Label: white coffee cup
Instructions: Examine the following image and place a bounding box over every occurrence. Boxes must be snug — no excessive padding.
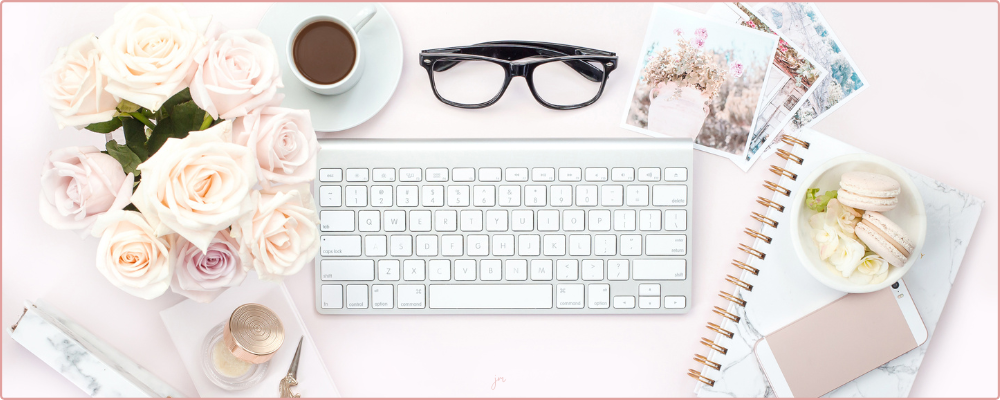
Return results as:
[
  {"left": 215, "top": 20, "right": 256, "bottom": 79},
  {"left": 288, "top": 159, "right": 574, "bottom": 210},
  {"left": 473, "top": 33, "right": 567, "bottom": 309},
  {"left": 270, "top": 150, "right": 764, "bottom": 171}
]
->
[{"left": 287, "top": 5, "right": 377, "bottom": 95}]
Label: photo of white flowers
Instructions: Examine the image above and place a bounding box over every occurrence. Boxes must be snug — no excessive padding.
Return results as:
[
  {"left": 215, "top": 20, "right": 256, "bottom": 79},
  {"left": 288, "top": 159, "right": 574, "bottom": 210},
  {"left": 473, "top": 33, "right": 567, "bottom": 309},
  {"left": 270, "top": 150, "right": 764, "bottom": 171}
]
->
[
  {"left": 622, "top": 4, "right": 778, "bottom": 158},
  {"left": 754, "top": 2, "right": 869, "bottom": 130}
]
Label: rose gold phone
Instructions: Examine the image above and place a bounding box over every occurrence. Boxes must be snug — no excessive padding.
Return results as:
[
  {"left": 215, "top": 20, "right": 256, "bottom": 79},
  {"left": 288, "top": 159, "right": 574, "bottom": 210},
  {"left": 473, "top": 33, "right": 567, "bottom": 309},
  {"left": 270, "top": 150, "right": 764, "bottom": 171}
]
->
[{"left": 754, "top": 280, "right": 927, "bottom": 398}]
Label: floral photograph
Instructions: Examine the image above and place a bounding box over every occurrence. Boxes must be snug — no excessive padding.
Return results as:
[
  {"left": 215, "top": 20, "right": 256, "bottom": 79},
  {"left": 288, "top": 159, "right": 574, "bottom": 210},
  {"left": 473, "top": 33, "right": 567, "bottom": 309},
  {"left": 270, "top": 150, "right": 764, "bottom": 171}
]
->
[{"left": 622, "top": 4, "right": 777, "bottom": 157}]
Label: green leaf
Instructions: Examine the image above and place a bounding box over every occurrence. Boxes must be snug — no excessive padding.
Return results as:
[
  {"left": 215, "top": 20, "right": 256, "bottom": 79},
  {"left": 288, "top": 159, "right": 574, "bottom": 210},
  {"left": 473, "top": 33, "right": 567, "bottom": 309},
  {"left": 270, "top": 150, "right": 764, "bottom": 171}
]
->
[
  {"left": 805, "top": 188, "right": 839, "bottom": 212},
  {"left": 116, "top": 99, "right": 142, "bottom": 114},
  {"left": 105, "top": 140, "right": 143, "bottom": 176},
  {"left": 121, "top": 117, "right": 149, "bottom": 160},
  {"left": 152, "top": 88, "right": 193, "bottom": 121},
  {"left": 146, "top": 100, "right": 207, "bottom": 154},
  {"left": 84, "top": 117, "right": 123, "bottom": 134}
]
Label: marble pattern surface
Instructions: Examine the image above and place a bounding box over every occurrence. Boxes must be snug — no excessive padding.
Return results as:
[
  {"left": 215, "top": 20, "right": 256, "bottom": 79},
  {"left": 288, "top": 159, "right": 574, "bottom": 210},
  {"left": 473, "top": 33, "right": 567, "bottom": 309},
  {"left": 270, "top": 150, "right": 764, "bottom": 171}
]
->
[{"left": 694, "top": 129, "right": 985, "bottom": 398}]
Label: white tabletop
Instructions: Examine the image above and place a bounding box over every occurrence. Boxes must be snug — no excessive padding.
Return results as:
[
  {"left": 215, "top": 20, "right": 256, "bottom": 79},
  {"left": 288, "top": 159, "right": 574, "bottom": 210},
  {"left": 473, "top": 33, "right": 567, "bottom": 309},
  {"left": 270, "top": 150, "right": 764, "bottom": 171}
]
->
[{"left": 2, "top": 2, "right": 997, "bottom": 397}]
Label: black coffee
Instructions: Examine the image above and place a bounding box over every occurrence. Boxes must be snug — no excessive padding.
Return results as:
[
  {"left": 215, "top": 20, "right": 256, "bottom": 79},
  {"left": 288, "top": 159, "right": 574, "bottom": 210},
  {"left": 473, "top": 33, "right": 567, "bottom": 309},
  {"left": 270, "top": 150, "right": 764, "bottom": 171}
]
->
[{"left": 292, "top": 20, "right": 356, "bottom": 85}]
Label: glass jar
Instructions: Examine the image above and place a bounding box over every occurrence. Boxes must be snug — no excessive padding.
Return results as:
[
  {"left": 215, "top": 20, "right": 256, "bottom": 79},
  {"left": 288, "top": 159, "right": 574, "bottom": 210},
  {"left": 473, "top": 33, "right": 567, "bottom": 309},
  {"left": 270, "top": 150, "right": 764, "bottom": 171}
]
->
[{"left": 201, "top": 303, "right": 284, "bottom": 391}]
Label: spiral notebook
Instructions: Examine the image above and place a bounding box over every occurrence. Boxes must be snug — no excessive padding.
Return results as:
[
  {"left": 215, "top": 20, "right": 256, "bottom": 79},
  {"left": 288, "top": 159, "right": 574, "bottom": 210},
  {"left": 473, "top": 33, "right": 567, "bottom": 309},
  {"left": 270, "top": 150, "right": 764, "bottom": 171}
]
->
[{"left": 688, "top": 129, "right": 984, "bottom": 397}]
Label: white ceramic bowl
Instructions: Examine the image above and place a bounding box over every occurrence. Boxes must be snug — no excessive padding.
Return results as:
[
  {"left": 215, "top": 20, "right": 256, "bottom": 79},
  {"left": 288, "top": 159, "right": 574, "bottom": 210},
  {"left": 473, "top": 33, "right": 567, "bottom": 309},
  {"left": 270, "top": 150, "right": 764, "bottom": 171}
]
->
[{"left": 789, "top": 153, "right": 927, "bottom": 293}]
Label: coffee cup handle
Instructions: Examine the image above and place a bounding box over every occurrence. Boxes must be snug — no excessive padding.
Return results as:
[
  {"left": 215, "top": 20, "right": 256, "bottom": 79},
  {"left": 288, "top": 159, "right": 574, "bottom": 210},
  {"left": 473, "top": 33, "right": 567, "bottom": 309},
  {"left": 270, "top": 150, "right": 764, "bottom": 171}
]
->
[{"left": 350, "top": 5, "right": 377, "bottom": 32}]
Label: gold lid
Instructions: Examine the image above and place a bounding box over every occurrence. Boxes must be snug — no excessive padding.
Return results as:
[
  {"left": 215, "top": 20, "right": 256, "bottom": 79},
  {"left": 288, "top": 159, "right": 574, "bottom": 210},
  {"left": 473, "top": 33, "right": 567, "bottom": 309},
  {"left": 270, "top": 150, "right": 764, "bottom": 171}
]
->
[{"left": 223, "top": 303, "right": 284, "bottom": 364}]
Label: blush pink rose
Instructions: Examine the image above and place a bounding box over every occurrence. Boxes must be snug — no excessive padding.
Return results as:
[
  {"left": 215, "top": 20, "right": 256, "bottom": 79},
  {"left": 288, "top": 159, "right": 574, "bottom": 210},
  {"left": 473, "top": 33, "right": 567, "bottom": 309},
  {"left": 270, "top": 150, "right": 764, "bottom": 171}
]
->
[
  {"left": 92, "top": 210, "right": 173, "bottom": 299},
  {"left": 40, "top": 34, "right": 119, "bottom": 129},
  {"left": 169, "top": 230, "right": 246, "bottom": 303},
  {"left": 232, "top": 107, "right": 318, "bottom": 190},
  {"left": 189, "top": 28, "right": 283, "bottom": 120},
  {"left": 39, "top": 146, "right": 134, "bottom": 236},
  {"left": 231, "top": 184, "right": 320, "bottom": 281}
]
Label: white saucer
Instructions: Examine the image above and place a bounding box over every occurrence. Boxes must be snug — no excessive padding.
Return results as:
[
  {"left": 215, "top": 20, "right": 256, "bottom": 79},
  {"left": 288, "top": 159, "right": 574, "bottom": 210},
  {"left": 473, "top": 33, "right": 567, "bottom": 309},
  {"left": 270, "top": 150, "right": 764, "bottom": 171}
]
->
[{"left": 257, "top": 3, "right": 403, "bottom": 132}]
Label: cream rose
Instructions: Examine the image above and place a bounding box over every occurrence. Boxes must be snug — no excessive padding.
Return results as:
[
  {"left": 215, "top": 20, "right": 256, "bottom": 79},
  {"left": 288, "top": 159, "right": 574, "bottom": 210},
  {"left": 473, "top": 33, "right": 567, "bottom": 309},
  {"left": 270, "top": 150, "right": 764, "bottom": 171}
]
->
[
  {"left": 826, "top": 199, "right": 860, "bottom": 237},
  {"left": 828, "top": 232, "right": 866, "bottom": 277},
  {"left": 41, "top": 34, "right": 119, "bottom": 129},
  {"left": 97, "top": 4, "right": 208, "bottom": 110},
  {"left": 233, "top": 107, "right": 318, "bottom": 189},
  {"left": 849, "top": 253, "right": 890, "bottom": 285},
  {"left": 231, "top": 184, "right": 320, "bottom": 281},
  {"left": 131, "top": 120, "right": 257, "bottom": 252},
  {"left": 190, "top": 29, "right": 283, "bottom": 119},
  {"left": 39, "top": 146, "right": 134, "bottom": 236},
  {"left": 92, "top": 210, "right": 172, "bottom": 299},
  {"left": 170, "top": 230, "right": 246, "bottom": 303}
]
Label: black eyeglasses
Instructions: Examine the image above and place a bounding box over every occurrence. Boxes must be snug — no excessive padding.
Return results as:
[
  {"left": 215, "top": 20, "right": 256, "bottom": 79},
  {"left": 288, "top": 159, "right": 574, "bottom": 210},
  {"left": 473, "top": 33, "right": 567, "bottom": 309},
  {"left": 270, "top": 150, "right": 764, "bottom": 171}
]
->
[{"left": 419, "top": 41, "right": 618, "bottom": 110}]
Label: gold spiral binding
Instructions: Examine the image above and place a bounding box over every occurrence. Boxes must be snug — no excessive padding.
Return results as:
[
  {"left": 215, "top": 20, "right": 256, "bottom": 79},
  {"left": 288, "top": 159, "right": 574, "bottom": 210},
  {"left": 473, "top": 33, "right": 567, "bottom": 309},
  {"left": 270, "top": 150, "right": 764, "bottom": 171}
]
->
[
  {"left": 781, "top": 135, "right": 811, "bottom": 149},
  {"left": 769, "top": 165, "right": 798, "bottom": 180},
  {"left": 713, "top": 306, "right": 740, "bottom": 323},
  {"left": 688, "top": 369, "right": 715, "bottom": 386},
  {"left": 732, "top": 259, "right": 759, "bottom": 275},
  {"left": 757, "top": 196, "right": 785, "bottom": 212},
  {"left": 751, "top": 212, "right": 778, "bottom": 228},
  {"left": 708, "top": 322, "right": 734, "bottom": 339},
  {"left": 776, "top": 148, "right": 803, "bottom": 165},
  {"left": 701, "top": 337, "right": 729, "bottom": 355},
  {"left": 764, "top": 180, "right": 791, "bottom": 196},
  {"left": 738, "top": 243, "right": 765, "bottom": 260},
  {"left": 744, "top": 228, "right": 772, "bottom": 244},
  {"left": 726, "top": 275, "right": 753, "bottom": 291},
  {"left": 695, "top": 354, "right": 722, "bottom": 370},
  {"left": 718, "top": 291, "right": 747, "bottom": 307}
]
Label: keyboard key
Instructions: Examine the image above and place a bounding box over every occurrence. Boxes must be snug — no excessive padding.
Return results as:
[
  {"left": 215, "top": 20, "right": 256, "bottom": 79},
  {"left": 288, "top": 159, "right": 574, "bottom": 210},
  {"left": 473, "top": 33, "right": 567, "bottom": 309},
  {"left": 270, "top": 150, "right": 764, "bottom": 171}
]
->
[
  {"left": 664, "top": 167, "right": 688, "bottom": 182},
  {"left": 607, "top": 260, "right": 628, "bottom": 280},
  {"left": 372, "top": 285, "right": 393, "bottom": 308},
  {"left": 448, "top": 185, "right": 470, "bottom": 206},
  {"left": 452, "top": 168, "right": 475, "bottom": 182},
  {"left": 426, "top": 168, "right": 448, "bottom": 181},
  {"left": 601, "top": 185, "right": 623, "bottom": 206},
  {"left": 563, "top": 210, "right": 584, "bottom": 231},
  {"left": 372, "top": 168, "right": 395, "bottom": 182},
  {"left": 416, "top": 235, "right": 438, "bottom": 256},
  {"left": 531, "top": 260, "right": 553, "bottom": 280},
  {"left": 467, "top": 235, "right": 489, "bottom": 256},
  {"left": 524, "top": 186, "right": 546, "bottom": 206},
  {"left": 639, "top": 283, "right": 660, "bottom": 296},
  {"left": 321, "top": 259, "right": 374, "bottom": 280},
  {"left": 492, "top": 235, "right": 514, "bottom": 256},
  {"left": 518, "top": 235, "right": 540, "bottom": 256},
  {"left": 403, "top": 260, "right": 425, "bottom": 281},
  {"left": 556, "top": 284, "right": 584, "bottom": 308},
  {"left": 550, "top": 185, "right": 573, "bottom": 206},
  {"left": 632, "top": 260, "right": 686, "bottom": 280},
  {"left": 480, "top": 259, "right": 502, "bottom": 281},
  {"left": 345, "top": 186, "right": 367, "bottom": 206},
  {"left": 390, "top": 235, "right": 412, "bottom": 256},
  {"left": 532, "top": 167, "right": 555, "bottom": 181},
  {"left": 370, "top": 186, "right": 392, "bottom": 207},
  {"left": 319, "top": 186, "right": 342, "bottom": 207},
  {"left": 473, "top": 186, "right": 496, "bottom": 206},
  {"left": 511, "top": 210, "right": 533, "bottom": 231},
  {"left": 397, "top": 285, "right": 425, "bottom": 308},
  {"left": 498, "top": 185, "right": 521, "bottom": 206},
  {"left": 428, "top": 260, "right": 450, "bottom": 281},
  {"left": 638, "top": 167, "right": 660, "bottom": 182},
  {"left": 346, "top": 168, "right": 368, "bottom": 182},
  {"left": 626, "top": 185, "right": 649, "bottom": 206},
  {"left": 378, "top": 260, "right": 399, "bottom": 281},
  {"left": 358, "top": 210, "right": 380, "bottom": 232},
  {"left": 620, "top": 235, "right": 641, "bottom": 256},
  {"left": 396, "top": 186, "right": 418, "bottom": 207},
  {"left": 652, "top": 184, "right": 687, "bottom": 206},
  {"left": 454, "top": 260, "right": 476, "bottom": 280},
  {"left": 569, "top": 235, "right": 591, "bottom": 256},
  {"left": 399, "top": 168, "right": 421, "bottom": 182},
  {"left": 384, "top": 210, "right": 405, "bottom": 231},
  {"left": 429, "top": 284, "right": 552, "bottom": 309},
  {"left": 585, "top": 167, "right": 608, "bottom": 181},
  {"left": 613, "top": 296, "right": 635, "bottom": 309},
  {"left": 614, "top": 209, "right": 636, "bottom": 231},
  {"left": 506, "top": 168, "right": 529, "bottom": 182},
  {"left": 664, "top": 296, "right": 686, "bottom": 309},
  {"left": 611, "top": 168, "right": 634, "bottom": 181},
  {"left": 556, "top": 259, "right": 578, "bottom": 280},
  {"left": 321, "top": 285, "right": 343, "bottom": 309},
  {"left": 479, "top": 168, "right": 502, "bottom": 182},
  {"left": 537, "top": 210, "right": 559, "bottom": 231},
  {"left": 639, "top": 297, "right": 660, "bottom": 309},
  {"left": 543, "top": 235, "right": 566, "bottom": 256},
  {"left": 594, "top": 234, "right": 616, "bottom": 256},
  {"left": 588, "top": 210, "right": 611, "bottom": 231},
  {"left": 347, "top": 285, "right": 368, "bottom": 308},
  {"left": 460, "top": 210, "right": 483, "bottom": 231},
  {"left": 582, "top": 260, "right": 603, "bottom": 280},
  {"left": 410, "top": 210, "right": 431, "bottom": 232},
  {"left": 321, "top": 236, "right": 361, "bottom": 257},
  {"left": 366, "top": 235, "right": 387, "bottom": 256},
  {"left": 559, "top": 167, "right": 582, "bottom": 181},
  {"left": 576, "top": 185, "right": 598, "bottom": 206},
  {"left": 664, "top": 210, "right": 687, "bottom": 231},
  {"left": 589, "top": 284, "right": 610, "bottom": 308},
  {"left": 435, "top": 210, "right": 457, "bottom": 232},
  {"left": 422, "top": 185, "right": 444, "bottom": 206},
  {"left": 441, "top": 235, "right": 463, "bottom": 256},
  {"left": 321, "top": 210, "right": 353, "bottom": 232},
  {"left": 646, "top": 234, "right": 687, "bottom": 256},
  {"left": 506, "top": 260, "right": 527, "bottom": 281},
  {"left": 639, "top": 209, "right": 662, "bottom": 231},
  {"left": 319, "top": 168, "right": 342, "bottom": 182}
]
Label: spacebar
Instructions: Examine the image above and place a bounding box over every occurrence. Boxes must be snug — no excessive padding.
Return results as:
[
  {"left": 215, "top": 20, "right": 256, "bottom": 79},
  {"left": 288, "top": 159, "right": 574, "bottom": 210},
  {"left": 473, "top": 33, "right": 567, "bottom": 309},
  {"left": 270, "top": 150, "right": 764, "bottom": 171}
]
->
[{"left": 429, "top": 285, "right": 553, "bottom": 309}]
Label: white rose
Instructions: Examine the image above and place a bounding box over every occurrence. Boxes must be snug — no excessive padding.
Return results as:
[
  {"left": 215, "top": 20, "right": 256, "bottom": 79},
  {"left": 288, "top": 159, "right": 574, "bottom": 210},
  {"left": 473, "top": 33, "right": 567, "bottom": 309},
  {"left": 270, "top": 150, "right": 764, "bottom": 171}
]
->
[
  {"left": 848, "top": 253, "right": 891, "bottom": 285},
  {"left": 131, "top": 120, "right": 257, "bottom": 252},
  {"left": 92, "top": 210, "right": 172, "bottom": 299},
  {"left": 39, "top": 146, "right": 134, "bottom": 236},
  {"left": 828, "top": 231, "right": 866, "bottom": 277},
  {"left": 826, "top": 199, "right": 860, "bottom": 237},
  {"left": 97, "top": 4, "right": 208, "bottom": 110},
  {"left": 41, "top": 34, "right": 119, "bottom": 129},
  {"left": 812, "top": 223, "right": 840, "bottom": 260},
  {"left": 233, "top": 107, "right": 318, "bottom": 189},
  {"left": 190, "top": 29, "right": 283, "bottom": 119},
  {"left": 231, "top": 184, "right": 320, "bottom": 281}
]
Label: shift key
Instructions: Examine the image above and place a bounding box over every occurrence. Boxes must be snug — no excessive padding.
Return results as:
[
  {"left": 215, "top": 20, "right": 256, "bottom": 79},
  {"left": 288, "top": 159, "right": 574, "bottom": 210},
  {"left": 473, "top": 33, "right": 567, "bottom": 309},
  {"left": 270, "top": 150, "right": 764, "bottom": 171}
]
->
[{"left": 321, "top": 235, "right": 362, "bottom": 256}]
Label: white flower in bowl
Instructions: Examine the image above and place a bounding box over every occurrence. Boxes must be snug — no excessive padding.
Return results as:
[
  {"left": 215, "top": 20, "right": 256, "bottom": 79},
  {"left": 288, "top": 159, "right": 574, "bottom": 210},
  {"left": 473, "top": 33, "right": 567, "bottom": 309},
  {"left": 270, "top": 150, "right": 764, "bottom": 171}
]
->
[
  {"left": 848, "top": 253, "right": 890, "bottom": 285},
  {"left": 828, "top": 232, "right": 866, "bottom": 278}
]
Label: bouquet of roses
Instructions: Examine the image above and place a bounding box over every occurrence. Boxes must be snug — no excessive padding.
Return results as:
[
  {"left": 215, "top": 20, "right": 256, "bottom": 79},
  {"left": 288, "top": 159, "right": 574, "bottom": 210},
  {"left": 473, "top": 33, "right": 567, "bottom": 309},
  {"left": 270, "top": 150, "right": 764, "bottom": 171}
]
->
[{"left": 38, "top": 4, "right": 320, "bottom": 302}]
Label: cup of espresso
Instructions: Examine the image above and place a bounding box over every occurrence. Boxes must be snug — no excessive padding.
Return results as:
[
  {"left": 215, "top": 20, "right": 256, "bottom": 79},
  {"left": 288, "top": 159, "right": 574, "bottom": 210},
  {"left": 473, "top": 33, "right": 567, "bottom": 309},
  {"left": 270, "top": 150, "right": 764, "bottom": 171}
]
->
[{"left": 287, "top": 5, "right": 377, "bottom": 95}]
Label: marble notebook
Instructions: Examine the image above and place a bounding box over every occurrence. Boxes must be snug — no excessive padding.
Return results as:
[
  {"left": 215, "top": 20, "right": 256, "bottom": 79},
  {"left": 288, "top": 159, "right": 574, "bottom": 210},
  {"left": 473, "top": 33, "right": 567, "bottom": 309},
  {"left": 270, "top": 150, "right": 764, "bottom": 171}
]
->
[{"left": 690, "top": 129, "right": 984, "bottom": 397}]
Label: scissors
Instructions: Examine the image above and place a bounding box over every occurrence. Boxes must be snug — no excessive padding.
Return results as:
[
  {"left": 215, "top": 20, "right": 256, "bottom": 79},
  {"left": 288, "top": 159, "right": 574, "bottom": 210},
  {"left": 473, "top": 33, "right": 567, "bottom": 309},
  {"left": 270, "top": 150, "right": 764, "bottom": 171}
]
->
[{"left": 279, "top": 336, "right": 304, "bottom": 398}]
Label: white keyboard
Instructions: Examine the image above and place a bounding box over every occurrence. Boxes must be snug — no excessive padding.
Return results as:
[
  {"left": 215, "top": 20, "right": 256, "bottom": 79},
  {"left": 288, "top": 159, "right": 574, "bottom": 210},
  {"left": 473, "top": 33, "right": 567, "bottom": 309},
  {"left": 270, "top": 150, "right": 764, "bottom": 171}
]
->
[{"left": 313, "top": 139, "right": 693, "bottom": 314}]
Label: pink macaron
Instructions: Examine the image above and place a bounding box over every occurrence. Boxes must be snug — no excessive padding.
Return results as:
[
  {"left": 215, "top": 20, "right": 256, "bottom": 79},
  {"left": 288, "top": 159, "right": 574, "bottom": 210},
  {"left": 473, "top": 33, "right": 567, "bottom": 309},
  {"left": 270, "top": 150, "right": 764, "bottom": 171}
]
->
[
  {"left": 837, "top": 171, "right": 900, "bottom": 211},
  {"left": 856, "top": 211, "right": 915, "bottom": 267}
]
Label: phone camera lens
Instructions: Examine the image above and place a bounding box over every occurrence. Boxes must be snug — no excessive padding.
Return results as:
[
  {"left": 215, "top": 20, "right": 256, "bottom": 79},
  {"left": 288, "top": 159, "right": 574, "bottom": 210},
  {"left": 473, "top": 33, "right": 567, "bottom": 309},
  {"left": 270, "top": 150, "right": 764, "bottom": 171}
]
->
[{"left": 891, "top": 282, "right": 900, "bottom": 289}]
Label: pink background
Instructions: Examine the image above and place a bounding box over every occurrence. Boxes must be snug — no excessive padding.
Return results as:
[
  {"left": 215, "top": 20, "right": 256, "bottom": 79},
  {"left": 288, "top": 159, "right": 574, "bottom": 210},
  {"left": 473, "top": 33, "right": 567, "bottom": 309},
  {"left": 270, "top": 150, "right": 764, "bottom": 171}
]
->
[{"left": 2, "top": 2, "right": 997, "bottom": 397}]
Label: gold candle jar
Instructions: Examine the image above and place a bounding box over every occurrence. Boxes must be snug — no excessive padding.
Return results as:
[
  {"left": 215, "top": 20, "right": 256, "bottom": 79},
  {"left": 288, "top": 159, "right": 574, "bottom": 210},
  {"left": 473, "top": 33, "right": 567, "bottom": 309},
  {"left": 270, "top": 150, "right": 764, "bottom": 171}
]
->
[{"left": 202, "top": 304, "right": 285, "bottom": 390}]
